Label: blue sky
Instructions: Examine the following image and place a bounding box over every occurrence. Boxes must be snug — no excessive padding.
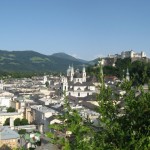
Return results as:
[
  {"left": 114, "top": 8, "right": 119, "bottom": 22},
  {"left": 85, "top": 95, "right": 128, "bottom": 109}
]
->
[{"left": 0, "top": 0, "right": 150, "bottom": 60}]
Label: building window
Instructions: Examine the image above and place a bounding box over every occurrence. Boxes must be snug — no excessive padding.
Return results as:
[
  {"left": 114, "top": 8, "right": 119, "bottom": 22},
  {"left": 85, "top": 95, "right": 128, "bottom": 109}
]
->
[
  {"left": 87, "top": 93, "right": 89, "bottom": 96},
  {"left": 78, "top": 93, "right": 80, "bottom": 97}
]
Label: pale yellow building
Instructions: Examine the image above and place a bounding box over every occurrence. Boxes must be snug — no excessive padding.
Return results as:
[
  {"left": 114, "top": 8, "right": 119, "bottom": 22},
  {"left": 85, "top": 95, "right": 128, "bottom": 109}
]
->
[
  {"left": 0, "top": 112, "right": 23, "bottom": 125},
  {"left": 0, "top": 126, "right": 20, "bottom": 149},
  {"left": 25, "top": 107, "right": 33, "bottom": 124},
  {"left": 11, "top": 100, "right": 20, "bottom": 110}
]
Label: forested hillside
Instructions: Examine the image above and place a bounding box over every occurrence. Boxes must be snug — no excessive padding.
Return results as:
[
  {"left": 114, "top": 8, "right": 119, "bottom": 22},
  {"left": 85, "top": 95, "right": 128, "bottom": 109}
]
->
[
  {"left": 87, "top": 58, "right": 150, "bottom": 85},
  {"left": 0, "top": 50, "right": 87, "bottom": 73}
]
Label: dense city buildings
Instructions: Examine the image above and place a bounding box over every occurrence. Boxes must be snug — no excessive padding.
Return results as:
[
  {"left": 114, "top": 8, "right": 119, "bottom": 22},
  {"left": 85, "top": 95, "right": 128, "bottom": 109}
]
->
[{"left": 0, "top": 50, "right": 149, "bottom": 149}]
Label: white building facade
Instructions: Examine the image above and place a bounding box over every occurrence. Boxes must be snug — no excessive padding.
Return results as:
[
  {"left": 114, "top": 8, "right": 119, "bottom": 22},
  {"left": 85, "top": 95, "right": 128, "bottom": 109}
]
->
[
  {"left": 59, "top": 66, "right": 96, "bottom": 97},
  {"left": 108, "top": 50, "right": 146, "bottom": 59}
]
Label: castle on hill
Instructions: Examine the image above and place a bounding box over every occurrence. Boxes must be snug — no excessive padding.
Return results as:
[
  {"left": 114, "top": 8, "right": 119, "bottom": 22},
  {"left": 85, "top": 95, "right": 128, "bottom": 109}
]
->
[
  {"left": 100, "top": 50, "right": 148, "bottom": 67},
  {"left": 108, "top": 50, "right": 146, "bottom": 59}
]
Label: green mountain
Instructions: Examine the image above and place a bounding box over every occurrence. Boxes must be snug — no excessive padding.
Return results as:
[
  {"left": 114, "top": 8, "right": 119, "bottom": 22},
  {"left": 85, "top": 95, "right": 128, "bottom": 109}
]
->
[
  {"left": 0, "top": 50, "right": 88, "bottom": 73},
  {"left": 51, "top": 52, "right": 78, "bottom": 61},
  {"left": 51, "top": 52, "right": 88, "bottom": 63},
  {"left": 88, "top": 58, "right": 101, "bottom": 66}
]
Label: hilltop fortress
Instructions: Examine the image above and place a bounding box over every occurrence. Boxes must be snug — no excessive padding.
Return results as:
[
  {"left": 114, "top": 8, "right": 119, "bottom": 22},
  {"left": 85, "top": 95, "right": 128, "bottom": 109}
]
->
[
  {"left": 101, "top": 50, "right": 148, "bottom": 66},
  {"left": 108, "top": 50, "right": 146, "bottom": 59}
]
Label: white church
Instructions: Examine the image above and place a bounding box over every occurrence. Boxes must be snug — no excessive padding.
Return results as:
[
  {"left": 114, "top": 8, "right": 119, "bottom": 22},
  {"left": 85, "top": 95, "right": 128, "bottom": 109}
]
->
[{"left": 59, "top": 65, "right": 96, "bottom": 98}]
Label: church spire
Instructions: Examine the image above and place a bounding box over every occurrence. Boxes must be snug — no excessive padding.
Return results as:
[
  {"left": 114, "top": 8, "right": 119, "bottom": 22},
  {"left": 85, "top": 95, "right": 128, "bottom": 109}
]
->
[
  {"left": 82, "top": 64, "right": 85, "bottom": 72},
  {"left": 82, "top": 64, "right": 86, "bottom": 82}
]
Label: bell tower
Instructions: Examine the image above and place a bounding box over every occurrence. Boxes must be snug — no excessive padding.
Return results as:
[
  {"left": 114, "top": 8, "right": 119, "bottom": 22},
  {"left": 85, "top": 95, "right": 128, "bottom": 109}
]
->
[{"left": 70, "top": 65, "right": 74, "bottom": 81}]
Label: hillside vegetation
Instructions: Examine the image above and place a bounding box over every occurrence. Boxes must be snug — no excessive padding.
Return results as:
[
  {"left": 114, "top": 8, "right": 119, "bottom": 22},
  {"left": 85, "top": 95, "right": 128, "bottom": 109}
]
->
[
  {"left": 87, "top": 58, "right": 150, "bottom": 85},
  {"left": 0, "top": 50, "right": 87, "bottom": 73}
]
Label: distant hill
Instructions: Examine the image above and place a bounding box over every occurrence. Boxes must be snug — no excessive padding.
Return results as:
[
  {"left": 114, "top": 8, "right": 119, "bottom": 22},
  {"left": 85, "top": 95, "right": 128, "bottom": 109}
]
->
[
  {"left": 51, "top": 52, "right": 77, "bottom": 61},
  {"left": 51, "top": 52, "right": 88, "bottom": 63},
  {"left": 88, "top": 58, "right": 100, "bottom": 65},
  {"left": 0, "top": 50, "right": 88, "bottom": 73}
]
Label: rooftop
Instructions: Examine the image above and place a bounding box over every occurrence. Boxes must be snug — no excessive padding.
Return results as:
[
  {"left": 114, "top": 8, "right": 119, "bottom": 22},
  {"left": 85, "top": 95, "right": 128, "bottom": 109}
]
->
[
  {"left": 31, "top": 105, "right": 58, "bottom": 114},
  {"left": 0, "top": 112, "right": 22, "bottom": 116},
  {"left": 0, "top": 126, "right": 20, "bottom": 140}
]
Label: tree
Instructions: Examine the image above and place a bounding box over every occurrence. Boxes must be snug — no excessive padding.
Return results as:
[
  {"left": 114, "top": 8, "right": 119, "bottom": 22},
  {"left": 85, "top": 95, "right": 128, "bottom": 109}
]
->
[
  {"left": 45, "top": 81, "right": 49, "bottom": 88},
  {"left": 14, "top": 118, "right": 29, "bottom": 126},
  {"left": 18, "top": 129, "right": 26, "bottom": 135},
  {"left": 20, "top": 118, "right": 28, "bottom": 125},
  {"left": 14, "top": 118, "right": 21, "bottom": 126},
  {"left": 47, "top": 95, "right": 94, "bottom": 150},
  {"left": 127, "top": 60, "right": 150, "bottom": 85},
  {"left": 93, "top": 73, "right": 150, "bottom": 149},
  {"left": 115, "top": 58, "right": 131, "bottom": 79},
  {"left": 7, "top": 107, "right": 15, "bottom": 112},
  {"left": 47, "top": 62, "right": 150, "bottom": 149},
  {"left": 3, "top": 118, "right": 10, "bottom": 126}
]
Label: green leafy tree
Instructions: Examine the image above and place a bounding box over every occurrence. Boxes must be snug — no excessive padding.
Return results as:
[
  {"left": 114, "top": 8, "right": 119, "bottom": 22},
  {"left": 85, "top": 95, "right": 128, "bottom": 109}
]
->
[
  {"left": 45, "top": 81, "right": 49, "bottom": 88},
  {"left": 47, "top": 61, "right": 150, "bottom": 150},
  {"left": 14, "top": 118, "right": 21, "bottom": 126},
  {"left": 130, "top": 60, "right": 150, "bottom": 85},
  {"left": 20, "top": 118, "right": 29, "bottom": 125},
  {"left": 3, "top": 118, "right": 10, "bottom": 126},
  {"left": 115, "top": 58, "right": 131, "bottom": 79},
  {"left": 18, "top": 129, "right": 26, "bottom": 135},
  {"left": 47, "top": 95, "right": 94, "bottom": 150},
  {"left": 14, "top": 118, "right": 29, "bottom": 126},
  {"left": 7, "top": 107, "right": 15, "bottom": 112},
  {"left": 93, "top": 65, "right": 150, "bottom": 150}
]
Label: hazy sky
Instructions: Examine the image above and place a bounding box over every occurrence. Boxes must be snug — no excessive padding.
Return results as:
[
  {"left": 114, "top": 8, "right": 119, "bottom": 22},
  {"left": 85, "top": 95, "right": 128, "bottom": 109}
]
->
[{"left": 0, "top": 0, "right": 150, "bottom": 60}]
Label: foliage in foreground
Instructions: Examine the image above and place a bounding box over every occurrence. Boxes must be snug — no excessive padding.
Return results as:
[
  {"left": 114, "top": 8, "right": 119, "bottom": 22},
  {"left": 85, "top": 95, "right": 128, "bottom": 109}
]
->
[
  {"left": 47, "top": 96, "right": 94, "bottom": 150},
  {"left": 47, "top": 66, "right": 150, "bottom": 149},
  {"left": 94, "top": 81, "right": 150, "bottom": 150},
  {"left": 2, "top": 60, "right": 150, "bottom": 150}
]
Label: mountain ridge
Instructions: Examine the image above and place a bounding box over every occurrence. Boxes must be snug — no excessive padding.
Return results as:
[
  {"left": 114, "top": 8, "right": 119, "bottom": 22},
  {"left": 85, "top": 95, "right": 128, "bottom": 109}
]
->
[{"left": 0, "top": 50, "right": 93, "bottom": 73}]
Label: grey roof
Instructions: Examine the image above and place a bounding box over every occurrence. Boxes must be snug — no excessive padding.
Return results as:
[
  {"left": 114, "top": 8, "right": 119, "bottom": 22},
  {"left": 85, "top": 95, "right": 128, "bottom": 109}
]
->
[
  {"left": 74, "top": 82, "right": 83, "bottom": 86},
  {"left": 73, "top": 82, "right": 95, "bottom": 86},
  {"left": 31, "top": 105, "right": 58, "bottom": 114},
  {"left": 87, "top": 75, "right": 98, "bottom": 82},
  {"left": 0, "top": 126, "right": 20, "bottom": 140},
  {"left": 67, "top": 94, "right": 97, "bottom": 101},
  {"left": 73, "top": 72, "right": 82, "bottom": 78}
]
